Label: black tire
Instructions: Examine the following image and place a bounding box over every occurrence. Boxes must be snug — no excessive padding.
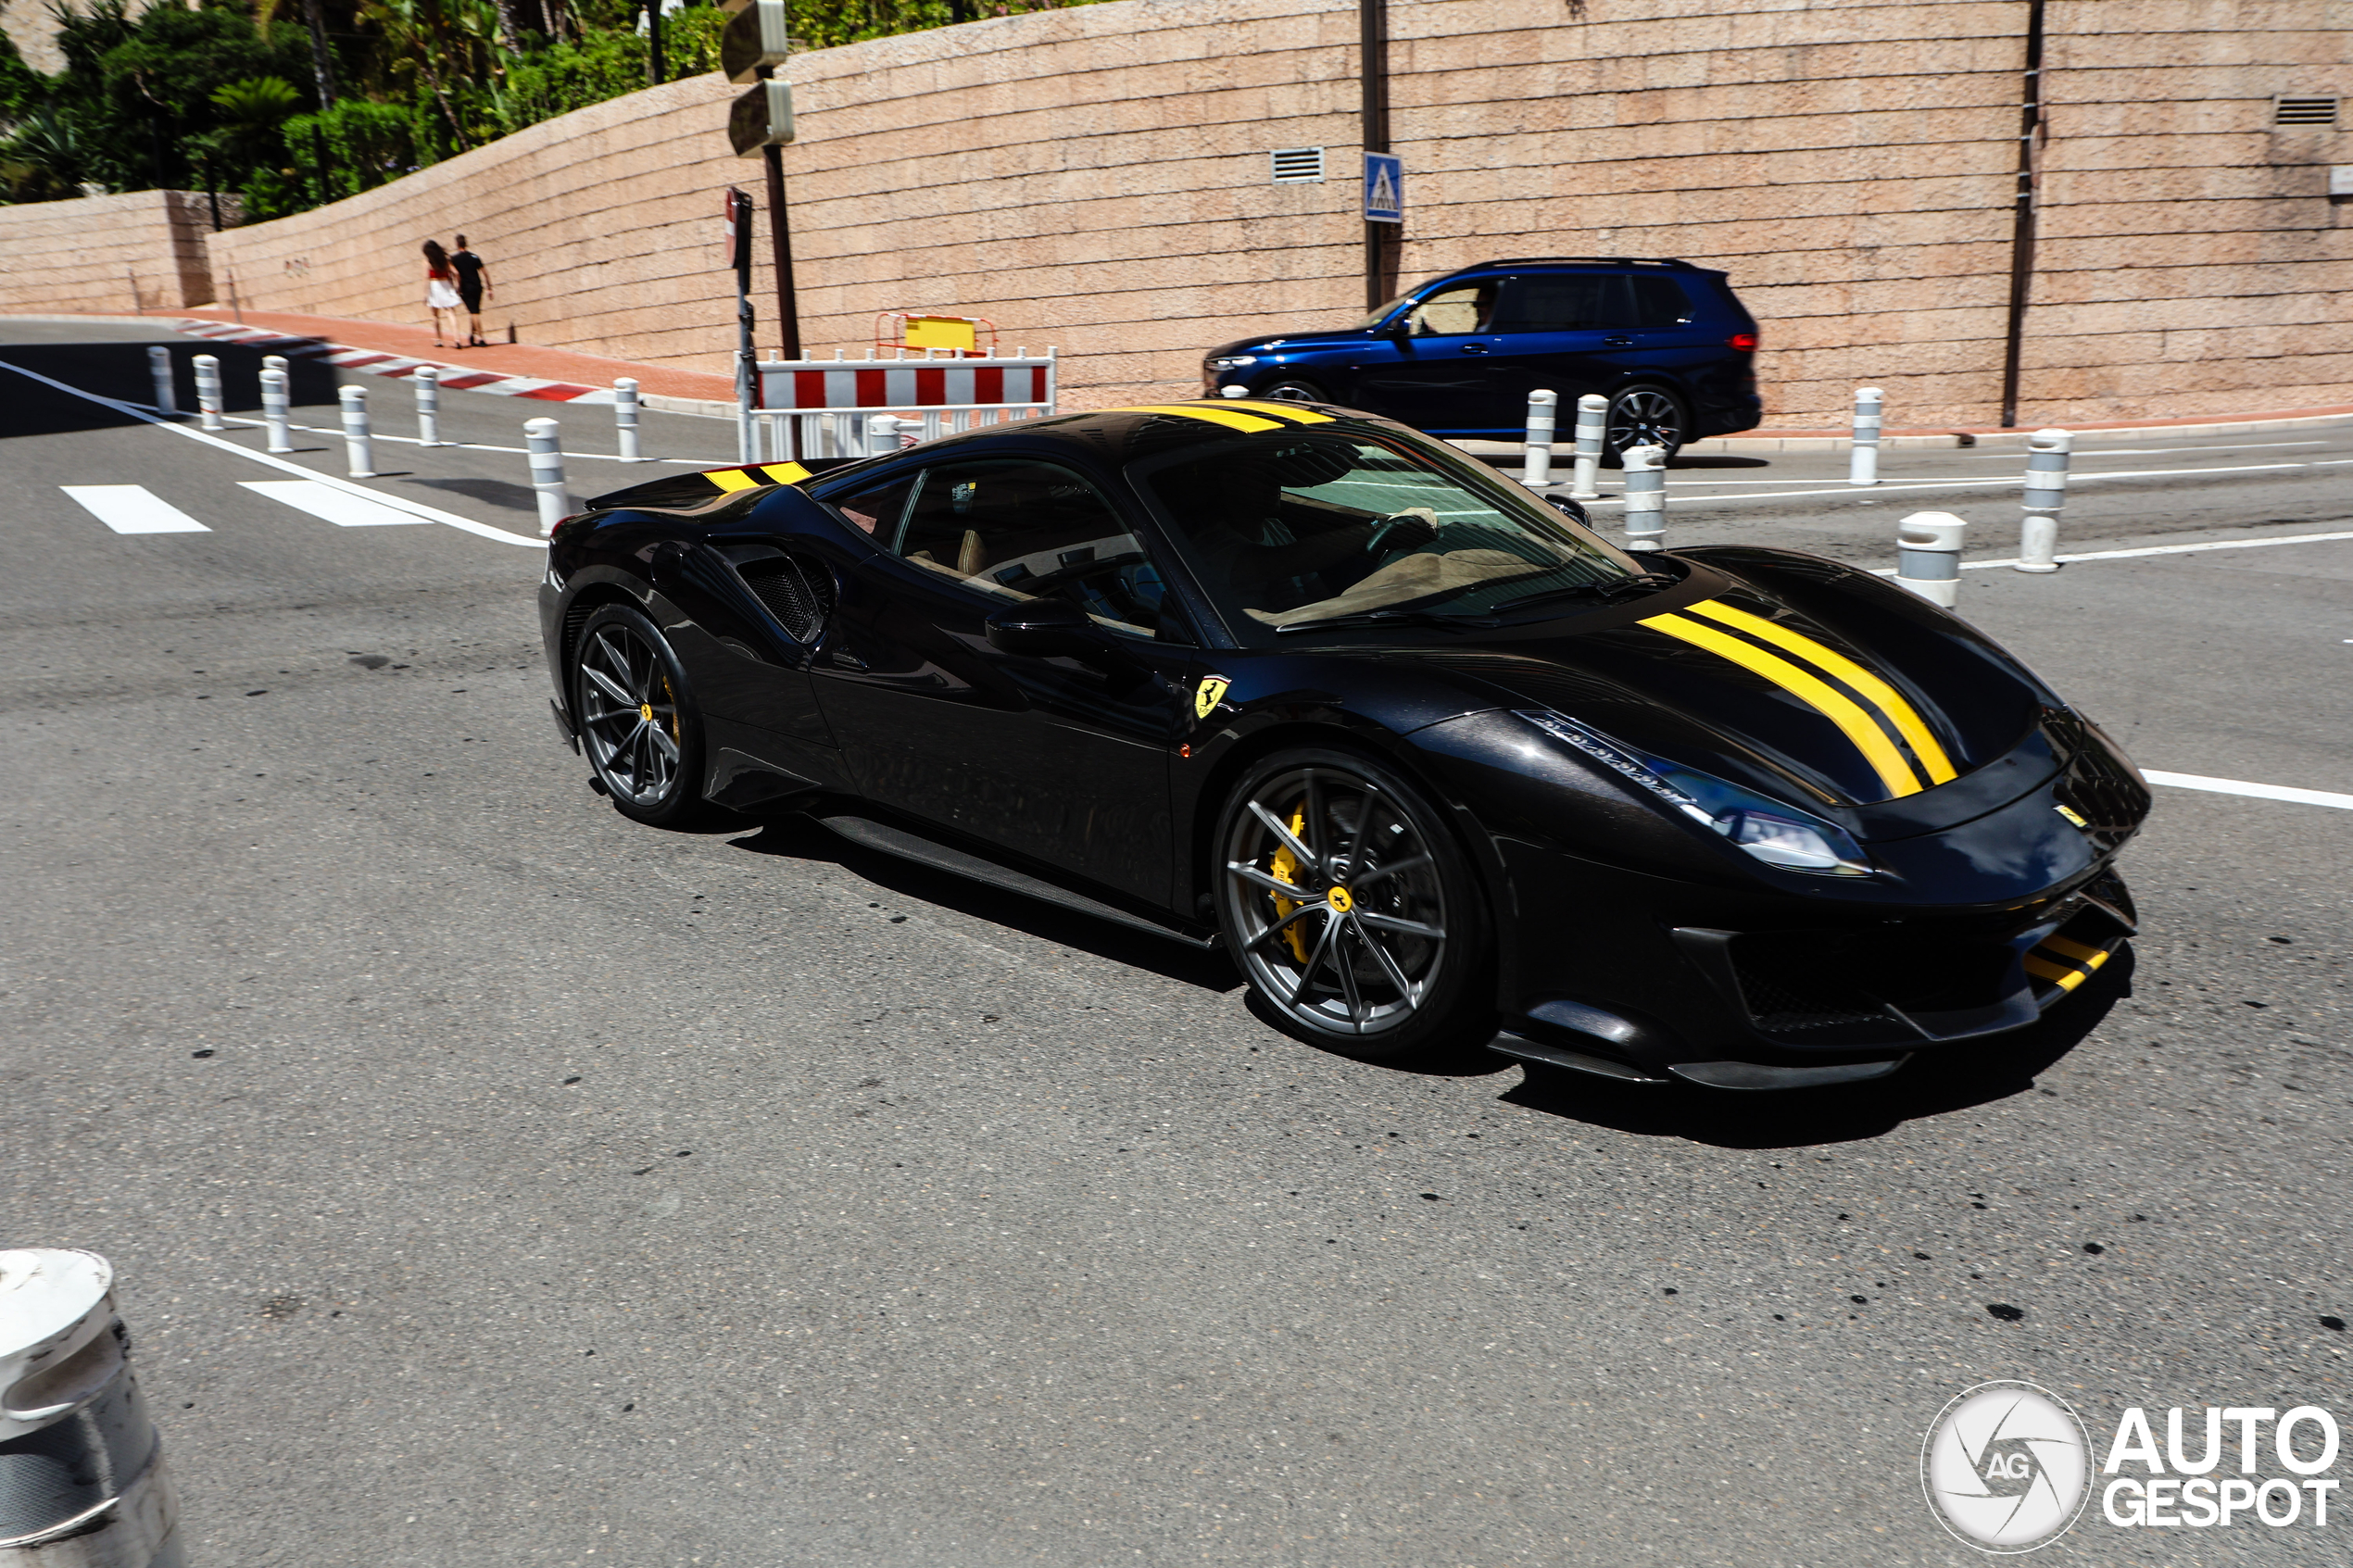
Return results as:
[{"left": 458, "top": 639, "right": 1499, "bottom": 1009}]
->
[
  {"left": 572, "top": 603, "right": 709, "bottom": 827},
  {"left": 1255, "top": 378, "right": 1328, "bottom": 405},
  {"left": 1603, "top": 383, "right": 1689, "bottom": 465},
  {"left": 1213, "top": 746, "right": 1491, "bottom": 1061}
]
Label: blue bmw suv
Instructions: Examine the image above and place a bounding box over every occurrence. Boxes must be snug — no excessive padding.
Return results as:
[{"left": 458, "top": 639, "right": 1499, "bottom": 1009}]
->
[{"left": 1200, "top": 257, "right": 1761, "bottom": 460}]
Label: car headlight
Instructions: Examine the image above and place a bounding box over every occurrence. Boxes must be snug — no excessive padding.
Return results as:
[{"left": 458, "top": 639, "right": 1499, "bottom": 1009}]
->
[
  {"left": 1517, "top": 710, "right": 1873, "bottom": 876},
  {"left": 1205, "top": 356, "right": 1259, "bottom": 370}
]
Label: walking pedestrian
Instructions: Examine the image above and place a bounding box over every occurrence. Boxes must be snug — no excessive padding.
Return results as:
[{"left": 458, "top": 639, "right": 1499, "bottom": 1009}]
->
[
  {"left": 450, "top": 234, "right": 493, "bottom": 349},
  {"left": 422, "top": 239, "right": 463, "bottom": 348}
]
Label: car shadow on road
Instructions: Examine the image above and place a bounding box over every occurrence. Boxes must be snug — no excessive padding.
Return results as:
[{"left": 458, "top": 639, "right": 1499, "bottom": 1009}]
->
[
  {"left": 726, "top": 814, "right": 1245, "bottom": 993},
  {"left": 1495, "top": 947, "right": 2133, "bottom": 1148}
]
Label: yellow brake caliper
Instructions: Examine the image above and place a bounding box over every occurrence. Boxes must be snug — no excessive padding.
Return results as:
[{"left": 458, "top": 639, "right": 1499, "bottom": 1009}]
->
[{"left": 1268, "top": 802, "right": 1312, "bottom": 961}]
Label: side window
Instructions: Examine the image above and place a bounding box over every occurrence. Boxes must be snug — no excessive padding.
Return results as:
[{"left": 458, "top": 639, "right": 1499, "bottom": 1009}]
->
[
  {"left": 1491, "top": 274, "right": 1632, "bottom": 333},
  {"left": 1404, "top": 281, "right": 1500, "bottom": 336},
  {"left": 1630, "top": 274, "right": 1697, "bottom": 327},
  {"left": 825, "top": 472, "right": 919, "bottom": 539},
  {"left": 891, "top": 458, "right": 1185, "bottom": 641}
]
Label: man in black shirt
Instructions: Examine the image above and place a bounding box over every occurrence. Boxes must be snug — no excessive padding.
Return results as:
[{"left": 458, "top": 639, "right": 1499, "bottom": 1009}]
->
[{"left": 449, "top": 234, "right": 491, "bottom": 348}]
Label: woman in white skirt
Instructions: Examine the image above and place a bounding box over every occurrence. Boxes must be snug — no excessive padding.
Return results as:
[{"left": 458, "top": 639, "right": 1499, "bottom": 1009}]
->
[{"left": 422, "top": 239, "right": 463, "bottom": 347}]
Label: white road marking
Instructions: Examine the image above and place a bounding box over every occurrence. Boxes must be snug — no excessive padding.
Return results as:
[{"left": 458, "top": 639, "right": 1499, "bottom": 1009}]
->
[
  {"left": 2145, "top": 771, "right": 2353, "bottom": 811},
  {"left": 241, "top": 479, "right": 430, "bottom": 527},
  {"left": 1957, "top": 440, "right": 2330, "bottom": 457},
  {"left": 60, "top": 484, "right": 210, "bottom": 534},
  {"left": 1585, "top": 459, "right": 2329, "bottom": 508},
  {"left": 1890, "top": 530, "right": 2353, "bottom": 573},
  {"left": 0, "top": 356, "right": 541, "bottom": 548}
]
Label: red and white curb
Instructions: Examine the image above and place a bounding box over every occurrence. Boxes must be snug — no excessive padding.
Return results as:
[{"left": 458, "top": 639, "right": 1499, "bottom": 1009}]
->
[{"left": 173, "top": 319, "right": 614, "bottom": 405}]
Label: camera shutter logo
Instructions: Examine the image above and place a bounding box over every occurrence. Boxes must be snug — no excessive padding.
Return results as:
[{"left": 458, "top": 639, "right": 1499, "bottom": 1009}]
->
[{"left": 1922, "top": 1381, "right": 2092, "bottom": 1551}]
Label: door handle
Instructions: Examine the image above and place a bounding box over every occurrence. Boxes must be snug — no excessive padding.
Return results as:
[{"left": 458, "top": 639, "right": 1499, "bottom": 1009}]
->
[
  {"left": 1459, "top": 343, "right": 1490, "bottom": 355},
  {"left": 1604, "top": 335, "right": 1634, "bottom": 347}
]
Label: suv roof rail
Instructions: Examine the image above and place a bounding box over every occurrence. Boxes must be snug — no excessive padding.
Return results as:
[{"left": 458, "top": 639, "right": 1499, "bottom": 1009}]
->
[{"left": 1464, "top": 257, "right": 1696, "bottom": 270}]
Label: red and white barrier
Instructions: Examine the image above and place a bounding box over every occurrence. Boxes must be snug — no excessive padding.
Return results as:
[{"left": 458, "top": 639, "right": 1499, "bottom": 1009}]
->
[{"left": 747, "top": 346, "right": 1057, "bottom": 460}]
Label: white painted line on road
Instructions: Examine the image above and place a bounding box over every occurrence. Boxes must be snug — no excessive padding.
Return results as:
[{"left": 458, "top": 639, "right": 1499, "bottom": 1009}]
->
[
  {"left": 60, "top": 484, "right": 210, "bottom": 534},
  {"left": 1865, "top": 530, "right": 2353, "bottom": 574},
  {"left": 2145, "top": 771, "right": 2353, "bottom": 810},
  {"left": 1588, "top": 460, "right": 2326, "bottom": 508},
  {"left": 1957, "top": 440, "right": 2329, "bottom": 457},
  {"left": 0, "top": 356, "right": 542, "bottom": 549},
  {"left": 241, "top": 479, "right": 430, "bottom": 527}
]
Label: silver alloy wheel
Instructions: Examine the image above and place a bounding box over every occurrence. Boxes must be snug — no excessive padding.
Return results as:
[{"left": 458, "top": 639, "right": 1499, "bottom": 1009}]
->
[
  {"left": 1605, "top": 385, "right": 1686, "bottom": 458},
  {"left": 577, "top": 623, "right": 684, "bottom": 807},
  {"left": 1222, "top": 765, "right": 1450, "bottom": 1038},
  {"left": 1257, "top": 380, "right": 1325, "bottom": 404}
]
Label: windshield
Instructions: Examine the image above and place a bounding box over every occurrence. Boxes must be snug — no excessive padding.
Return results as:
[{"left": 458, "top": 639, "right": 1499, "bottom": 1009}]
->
[
  {"left": 1131, "top": 426, "right": 1645, "bottom": 638},
  {"left": 1352, "top": 294, "right": 1414, "bottom": 330}
]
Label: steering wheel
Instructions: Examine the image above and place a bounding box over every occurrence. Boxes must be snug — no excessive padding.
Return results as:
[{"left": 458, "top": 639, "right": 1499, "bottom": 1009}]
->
[{"left": 1364, "top": 508, "right": 1439, "bottom": 558}]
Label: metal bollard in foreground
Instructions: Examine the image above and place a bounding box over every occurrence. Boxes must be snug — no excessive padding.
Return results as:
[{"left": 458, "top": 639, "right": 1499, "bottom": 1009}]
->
[
  {"left": 1849, "top": 385, "right": 1883, "bottom": 485},
  {"left": 2016, "top": 427, "right": 2071, "bottom": 573},
  {"left": 191, "top": 355, "right": 224, "bottom": 432},
  {"left": 258, "top": 368, "right": 293, "bottom": 453},
  {"left": 414, "top": 365, "right": 442, "bottom": 448},
  {"left": 614, "top": 379, "right": 643, "bottom": 462},
  {"left": 1894, "top": 511, "right": 1969, "bottom": 608},
  {"left": 525, "top": 418, "right": 571, "bottom": 537},
  {"left": 1567, "top": 393, "right": 1607, "bottom": 501},
  {"left": 1620, "top": 443, "right": 1667, "bottom": 552},
  {"left": 261, "top": 354, "right": 287, "bottom": 376},
  {"left": 1520, "top": 389, "right": 1557, "bottom": 488},
  {"left": 338, "top": 384, "right": 375, "bottom": 478},
  {"left": 145, "top": 346, "right": 176, "bottom": 418},
  {"left": 0, "top": 1248, "right": 184, "bottom": 1568}
]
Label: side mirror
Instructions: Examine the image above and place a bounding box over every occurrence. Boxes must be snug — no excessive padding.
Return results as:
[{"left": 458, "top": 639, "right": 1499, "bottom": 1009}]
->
[{"left": 985, "top": 597, "right": 1107, "bottom": 660}]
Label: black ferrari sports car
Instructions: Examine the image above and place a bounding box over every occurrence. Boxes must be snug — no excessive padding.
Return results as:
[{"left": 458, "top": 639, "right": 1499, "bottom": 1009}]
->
[{"left": 538, "top": 398, "right": 2148, "bottom": 1089}]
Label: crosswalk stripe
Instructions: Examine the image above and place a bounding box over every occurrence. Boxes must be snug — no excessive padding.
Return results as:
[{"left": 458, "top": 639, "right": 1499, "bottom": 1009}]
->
[
  {"left": 240, "top": 479, "right": 431, "bottom": 527},
  {"left": 61, "top": 484, "right": 210, "bottom": 534}
]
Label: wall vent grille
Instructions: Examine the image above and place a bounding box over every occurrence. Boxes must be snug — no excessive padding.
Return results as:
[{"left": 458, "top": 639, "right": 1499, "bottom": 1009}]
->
[
  {"left": 2275, "top": 94, "right": 2340, "bottom": 127},
  {"left": 1270, "top": 147, "right": 1325, "bottom": 183}
]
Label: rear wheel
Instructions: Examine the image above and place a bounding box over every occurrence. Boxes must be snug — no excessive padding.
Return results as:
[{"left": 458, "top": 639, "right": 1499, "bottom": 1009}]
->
[
  {"left": 1604, "top": 384, "right": 1689, "bottom": 464},
  {"left": 1214, "top": 747, "right": 1490, "bottom": 1061},
  {"left": 573, "top": 603, "right": 707, "bottom": 827}
]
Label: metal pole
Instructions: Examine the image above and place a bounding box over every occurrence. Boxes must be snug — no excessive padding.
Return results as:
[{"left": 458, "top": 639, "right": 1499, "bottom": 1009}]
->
[
  {"left": 756, "top": 68, "right": 800, "bottom": 362},
  {"left": 1521, "top": 389, "right": 1556, "bottom": 489},
  {"left": 191, "top": 354, "right": 224, "bottom": 430},
  {"left": 0, "top": 1248, "right": 184, "bottom": 1568},
  {"left": 1359, "top": 0, "right": 1392, "bottom": 312},
  {"left": 146, "top": 345, "right": 177, "bottom": 416},
  {"left": 1567, "top": 393, "right": 1607, "bottom": 501},
  {"left": 414, "top": 364, "right": 442, "bottom": 447},
  {"left": 526, "top": 417, "right": 572, "bottom": 537},
  {"left": 339, "top": 383, "right": 375, "bottom": 477},
  {"left": 729, "top": 186, "right": 758, "bottom": 464},
  {"left": 2016, "top": 426, "right": 2070, "bottom": 572},
  {"left": 1998, "top": 0, "right": 2047, "bottom": 428},
  {"left": 1620, "top": 443, "right": 1667, "bottom": 552},
  {"left": 615, "top": 377, "right": 643, "bottom": 461},
  {"left": 259, "top": 367, "right": 293, "bottom": 451},
  {"left": 1895, "top": 511, "right": 1969, "bottom": 608},
  {"left": 1849, "top": 385, "right": 1883, "bottom": 485}
]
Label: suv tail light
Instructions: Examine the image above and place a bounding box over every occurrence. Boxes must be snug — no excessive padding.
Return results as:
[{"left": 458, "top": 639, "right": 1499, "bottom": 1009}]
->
[{"left": 1727, "top": 332, "right": 1758, "bottom": 351}]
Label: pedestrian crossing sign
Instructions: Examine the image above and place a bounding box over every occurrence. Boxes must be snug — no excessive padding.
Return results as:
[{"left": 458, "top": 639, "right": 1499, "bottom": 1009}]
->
[{"left": 1364, "top": 153, "right": 1403, "bottom": 223}]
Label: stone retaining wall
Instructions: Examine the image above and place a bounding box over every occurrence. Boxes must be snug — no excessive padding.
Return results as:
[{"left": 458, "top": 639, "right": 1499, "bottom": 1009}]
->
[{"left": 0, "top": 190, "right": 227, "bottom": 314}]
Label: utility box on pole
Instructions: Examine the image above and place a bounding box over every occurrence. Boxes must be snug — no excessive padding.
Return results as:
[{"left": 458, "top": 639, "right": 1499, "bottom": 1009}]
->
[
  {"left": 728, "top": 79, "right": 795, "bottom": 155},
  {"left": 721, "top": 0, "right": 790, "bottom": 83}
]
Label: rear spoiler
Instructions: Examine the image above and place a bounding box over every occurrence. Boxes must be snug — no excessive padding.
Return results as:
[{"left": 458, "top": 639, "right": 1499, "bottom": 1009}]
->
[{"left": 582, "top": 455, "right": 862, "bottom": 513}]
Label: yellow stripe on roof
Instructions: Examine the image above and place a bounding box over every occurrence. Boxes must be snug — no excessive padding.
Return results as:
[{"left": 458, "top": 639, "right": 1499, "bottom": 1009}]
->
[
  {"left": 1686, "top": 600, "right": 1958, "bottom": 784},
  {"left": 1213, "top": 399, "right": 1337, "bottom": 424},
  {"left": 760, "top": 461, "right": 812, "bottom": 484},
  {"left": 705, "top": 468, "right": 763, "bottom": 492},
  {"left": 1640, "top": 608, "right": 1926, "bottom": 800},
  {"left": 1114, "top": 404, "right": 1289, "bottom": 433}
]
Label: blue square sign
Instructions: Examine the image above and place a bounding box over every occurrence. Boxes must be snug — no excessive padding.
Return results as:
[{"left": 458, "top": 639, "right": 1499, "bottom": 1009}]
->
[{"left": 1363, "top": 153, "right": 1403, "bottom": 223}]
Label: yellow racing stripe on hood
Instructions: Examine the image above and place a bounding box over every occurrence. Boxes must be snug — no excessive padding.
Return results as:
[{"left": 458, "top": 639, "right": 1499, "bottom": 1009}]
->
[
  {"left": 1639, "top": 609, "right": 1927, "bottom": 799},
  {"left": 705, "top": 468, "right": 763, "bottom": 492},
  {"left": 1212, "top": 400, "right": 1337, "bottom": 424},
  {"left": 760, "top": 461, "right": 812, "bottom": 484},
  {"left": 1115, "top": 404, "right": 1290, "bottom": 433},
  {"left": 1685, "top": 600, "right": 1957, "bottom": 784}
]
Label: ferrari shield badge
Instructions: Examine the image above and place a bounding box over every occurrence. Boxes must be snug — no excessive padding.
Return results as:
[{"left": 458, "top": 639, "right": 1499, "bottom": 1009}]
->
[{"left": 1194, "top": 676, "right": 1231, "bottom": 721}]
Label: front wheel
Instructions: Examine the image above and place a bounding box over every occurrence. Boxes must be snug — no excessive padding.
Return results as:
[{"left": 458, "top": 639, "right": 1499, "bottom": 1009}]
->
[
  {"left": 572, "top": 603, "right": 708, "bottom": 827},
  {"left": 1214, "top": 747, "right": 1491, "bottom": 1061},
  {"left": 1604, "top": 384, "right": 1689, "bottom": 465},
  {"left": 1255, "top": 378, "right": 1328, "bottom": 405}
]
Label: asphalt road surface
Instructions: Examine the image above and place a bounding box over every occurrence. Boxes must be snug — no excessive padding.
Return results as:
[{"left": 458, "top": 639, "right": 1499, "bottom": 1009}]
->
[{"left": 5, "top": 321, "right": 2351, "bottom": 1567}]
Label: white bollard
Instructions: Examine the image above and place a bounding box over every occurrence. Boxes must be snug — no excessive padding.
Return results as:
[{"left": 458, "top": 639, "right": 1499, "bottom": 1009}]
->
[
  {"left": 865, "top": 413, "right": 913, "bottom": 455},
  {"left": 259, "top": 367, "right": 293, "bottom": 452},
  {"left": 146, "top": 345, "right": 176, "bottom": 417},
  {"left": 261, "top": 354, "right": 287, "bottom": 376},
  {"left": 414, "top": 364, "right": 442, "bottom": 447},
  {"left": 1894, "top": 511, "right": 1969, "bottom": 608},
  {"left": 1567, "top": 393, "right": 1607, "bottom": 501},
  {"left": 615, "top": 378, "right": 643, "bottom": 462},
  {"left": 0, "top": 1249, "right": 184, "bottom": 1568},
  {"left": 1849, "top": 385, "right": 1883, "bottom": 485},
  {"left": 1620, "top": 443, "right": 1667, "bottom": 552},
  {"left": 526, "top": 417, "right": 572, "bottom": 537},
  {"left": 2016, "top": 427, "right": 2070, "bottom": 573},
  {"left": 1219, "top": 384, "right": 1250, "bottom": 399},
  {"left": 191, "top": 353, "right": 224, "bottom": 431},
  {"left": 1521, "top": 389, "right": 1557, "bottom": 489},
  {"left": 339, "top": 383, "right": 375, "bottom": 478}
]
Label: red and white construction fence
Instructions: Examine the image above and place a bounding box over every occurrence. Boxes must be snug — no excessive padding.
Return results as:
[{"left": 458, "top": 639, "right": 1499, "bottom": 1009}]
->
[{"left": 747, "top": 345, "right": 1057, "bottom": 459}]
